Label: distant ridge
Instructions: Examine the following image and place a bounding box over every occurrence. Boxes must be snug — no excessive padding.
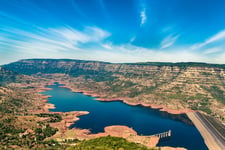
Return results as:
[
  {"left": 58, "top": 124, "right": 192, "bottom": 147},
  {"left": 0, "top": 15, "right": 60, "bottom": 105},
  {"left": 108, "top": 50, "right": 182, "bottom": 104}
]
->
[
  {"left": 124, "top": 61, "right": 225, "bottom": 68},
  {"left": 17, "top": 58, "right": 112, "bottom": 64},
  {"left": 3, "top": 59, "right": 225, "bottom": 76},
  {"left": 6, "top": 58, "right": 225, "bottom": 68}
]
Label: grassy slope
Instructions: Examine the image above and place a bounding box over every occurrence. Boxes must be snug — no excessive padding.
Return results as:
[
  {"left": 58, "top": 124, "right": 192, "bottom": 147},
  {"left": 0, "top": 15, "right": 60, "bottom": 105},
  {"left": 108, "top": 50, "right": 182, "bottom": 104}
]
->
[
  {"left": 67, "top": 136, "right": 158, "bottom": 150},
  {"left": 34, "top": 136, "right": 158, "bottom": 150}
]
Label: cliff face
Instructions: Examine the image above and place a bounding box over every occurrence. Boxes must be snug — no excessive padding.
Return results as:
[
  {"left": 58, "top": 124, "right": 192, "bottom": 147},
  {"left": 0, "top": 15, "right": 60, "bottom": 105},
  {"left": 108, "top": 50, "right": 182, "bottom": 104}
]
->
[
  {"left": 0, "top": 67, "right": 20, "bottom": 85},
  {"left": 3, "top": 59, "right": 110, "bottom": 74},
  {"left": 3, "top": 59, "right": 225, "bottom": 123}
]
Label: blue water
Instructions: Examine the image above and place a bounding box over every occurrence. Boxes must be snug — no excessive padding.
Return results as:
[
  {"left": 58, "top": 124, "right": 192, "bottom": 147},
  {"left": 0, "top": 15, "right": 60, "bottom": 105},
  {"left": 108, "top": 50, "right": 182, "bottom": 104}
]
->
[{"left": 42, "top": 82, "right": 208, "bottom": 150}]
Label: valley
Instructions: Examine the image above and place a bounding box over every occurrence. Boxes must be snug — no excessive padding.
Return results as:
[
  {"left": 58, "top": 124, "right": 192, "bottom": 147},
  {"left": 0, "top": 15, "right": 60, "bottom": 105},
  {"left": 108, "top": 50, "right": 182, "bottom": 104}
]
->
[{"left": 0, "top": 59, "right": 225, "bottom": 149}]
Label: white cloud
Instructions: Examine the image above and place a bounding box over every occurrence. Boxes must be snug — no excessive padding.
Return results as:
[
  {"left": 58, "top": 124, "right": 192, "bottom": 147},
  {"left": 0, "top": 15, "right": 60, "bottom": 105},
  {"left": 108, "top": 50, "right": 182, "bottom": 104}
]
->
[
  {"left": 49, "top": 27, "right": 90, "bottom": 44},
  {"left": 86, "top": 46, "right": 209, "bottom": 63},
  {"left": 1, "top": 23, "right": 225, "bottom": 65},
  {"left": 0, "top": 25, "right": 113, "bottom": 65},
  {"left": 78, "top": 41, "right": 225, "bottom": 64},
  {"left": 0, "top": 26, "right": 110, "bottom": 54},
  {"left": 130, "top": 36, "right": 136, "bottom": 42},
  {"left": 160, "top": 34, "right": 179, "bottom": 49},
  {"left": 192, "top": 29, "right": 225, "bottom": 49},
  {"left": 2, "top": 32, "right": 225, "bottom": 64},
  {"left": 85, "top": 26, "right": 111, "bottom": 42},
  {"left": 205, "top": 30, "right": 225, "bottom": 44},
  {"left": 203, "top": 47, "right": 222, "bottom": 54},
  {"left": 140, "top": 8, "right": 147, "bottom": 26},
  {"left": 101, "top": 42, "right": 113, "bottom": 50}
]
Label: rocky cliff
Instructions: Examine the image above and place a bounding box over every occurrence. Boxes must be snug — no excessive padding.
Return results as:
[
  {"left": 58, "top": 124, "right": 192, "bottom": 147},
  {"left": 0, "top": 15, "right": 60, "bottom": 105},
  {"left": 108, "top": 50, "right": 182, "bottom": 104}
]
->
[{"left": 3, "top": 59, "right": 225, "bottom": 123}]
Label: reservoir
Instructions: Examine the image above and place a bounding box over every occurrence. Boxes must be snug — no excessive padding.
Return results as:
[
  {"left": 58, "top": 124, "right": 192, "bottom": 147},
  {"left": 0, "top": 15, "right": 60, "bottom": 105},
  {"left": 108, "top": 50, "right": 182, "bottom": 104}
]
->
[{"left": 42, "top": 82, "right": 208, "bottom": 150}]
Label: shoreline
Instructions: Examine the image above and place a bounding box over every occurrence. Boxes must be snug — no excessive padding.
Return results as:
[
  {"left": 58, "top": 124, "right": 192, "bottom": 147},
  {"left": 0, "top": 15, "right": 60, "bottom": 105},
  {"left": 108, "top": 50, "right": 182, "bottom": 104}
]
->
[
  {"left": 36, "top": 84, "right": 162, "bottom": 148},
  {"left": 36, "top": 81, "right": 192, "bottom": 149},
  {"left": 57, "top": 81, "right": 194, "bottom": 115},
  {"left": 187, "top": 112, "right": 225, "bottom": 150}
]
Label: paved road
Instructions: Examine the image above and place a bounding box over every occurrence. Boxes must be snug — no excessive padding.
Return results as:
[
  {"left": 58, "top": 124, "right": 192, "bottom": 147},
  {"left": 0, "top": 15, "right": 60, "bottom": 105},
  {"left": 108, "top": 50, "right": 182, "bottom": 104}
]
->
[
  {"left": 195, "top": 112, "right": 225, "bottom": 149},
  {"left": 187, "top": 112, "right": 225, "bottom": 150}
]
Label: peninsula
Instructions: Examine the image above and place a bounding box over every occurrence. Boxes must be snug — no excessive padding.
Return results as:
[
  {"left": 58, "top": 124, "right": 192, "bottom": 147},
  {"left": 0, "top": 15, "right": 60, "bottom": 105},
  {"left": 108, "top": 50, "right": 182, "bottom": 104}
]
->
[{"left": 0, "top": 59, "right": 225, "bottom": 149}]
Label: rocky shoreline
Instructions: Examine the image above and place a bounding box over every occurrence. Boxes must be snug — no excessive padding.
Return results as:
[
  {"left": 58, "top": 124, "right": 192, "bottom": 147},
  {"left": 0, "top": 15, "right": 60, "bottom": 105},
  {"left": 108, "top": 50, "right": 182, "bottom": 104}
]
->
[
  {"left": 57, "top": 81, "right": 194, "bottom": 115},
  {"left": 36, "top": 81, "right": 189, "bottom": 149}
]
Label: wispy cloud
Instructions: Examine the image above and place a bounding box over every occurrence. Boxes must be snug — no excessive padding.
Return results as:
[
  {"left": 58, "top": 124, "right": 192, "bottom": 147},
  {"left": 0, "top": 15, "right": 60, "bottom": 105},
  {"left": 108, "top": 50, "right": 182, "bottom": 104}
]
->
[
  {"left": 160, "top": 34, "right": 179, "bottom": 49},
  {"left": 101, "top": 42, "right": 113, "bottom": 50},
  {"left": 192, "top": 29, "right": 225, "bottom": 49},
  {"left": 203, "top": 47, "right": 222, "bottom": 54},
  {"left": 86, "top": 44, "right": 216, "bottom": 63},
  {"left": 0, "top": 24, "right": 112, "bottom": 64},
  {"left": 130, "top": 36, "right": 136, "bottom": 43},
  {"left": 0, "top": 26, "right": 110, "bottom": 53},
  {"left": 140, "top": 8, "right": 147, "bottom": 26}
]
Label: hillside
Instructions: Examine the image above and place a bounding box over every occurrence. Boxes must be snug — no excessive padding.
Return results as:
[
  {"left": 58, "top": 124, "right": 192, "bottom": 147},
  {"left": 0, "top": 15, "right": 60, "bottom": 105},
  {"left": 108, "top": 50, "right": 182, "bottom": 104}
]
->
[
  {"left": 0, "top": 67, "right": 19, "bottom": 85},
  {"left": 0, "top": 65, "right": 161, "bottom": 149},
  {"left": 1, "top": 59, "right": 225, "bottom": 149},
  {"left": 0, "top": 82, "right": 159, "bottom": 149},
  {"left": 3, "top": 59, "right": 225, "bottom": 123}
]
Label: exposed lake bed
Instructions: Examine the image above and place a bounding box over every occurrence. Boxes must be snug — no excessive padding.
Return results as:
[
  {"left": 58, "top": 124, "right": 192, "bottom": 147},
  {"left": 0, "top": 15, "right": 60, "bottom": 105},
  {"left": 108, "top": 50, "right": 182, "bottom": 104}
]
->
[{"left": 42, "top": 82, "right": 208, "bottom": 150}]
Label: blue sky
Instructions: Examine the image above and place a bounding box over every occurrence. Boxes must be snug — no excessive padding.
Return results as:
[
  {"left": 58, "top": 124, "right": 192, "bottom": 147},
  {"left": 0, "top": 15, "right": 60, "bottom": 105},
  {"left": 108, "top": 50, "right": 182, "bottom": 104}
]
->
[{"left": 1, "top": 0, "right": 225, "bottom": 64}]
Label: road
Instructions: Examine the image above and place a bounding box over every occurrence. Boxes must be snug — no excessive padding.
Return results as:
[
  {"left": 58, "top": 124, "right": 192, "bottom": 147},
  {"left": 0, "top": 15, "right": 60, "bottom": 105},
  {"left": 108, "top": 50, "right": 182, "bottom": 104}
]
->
[{"left": 187, "top": 112, "right": 225, "bottom": 150}]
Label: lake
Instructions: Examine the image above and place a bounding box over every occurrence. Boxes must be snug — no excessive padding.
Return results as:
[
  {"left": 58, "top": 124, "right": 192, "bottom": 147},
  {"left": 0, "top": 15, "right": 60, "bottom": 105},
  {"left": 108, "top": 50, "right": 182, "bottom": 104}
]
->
[{"left": 42, "top": 82, "right": 208, "bottom": 150}]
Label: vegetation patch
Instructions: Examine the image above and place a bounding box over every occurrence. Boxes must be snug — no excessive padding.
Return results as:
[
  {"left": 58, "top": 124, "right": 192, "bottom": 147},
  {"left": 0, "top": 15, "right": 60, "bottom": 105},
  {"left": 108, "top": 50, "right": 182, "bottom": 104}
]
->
[
  {"left": 36, "top": 113, "right": 62, "bottom": 123},
  {"left": 72, "top": 136, "right": 158, "bottom": 150}
]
